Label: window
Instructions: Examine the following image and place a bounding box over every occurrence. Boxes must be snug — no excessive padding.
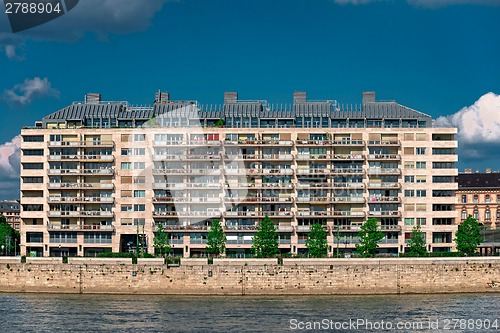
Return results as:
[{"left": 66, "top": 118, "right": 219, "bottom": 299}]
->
[
  {"left": 405, "top": 190, "right": 414, "bottom": 197},
  {"left": 416, "top": 204, "right": 426, "bottom": 212},
  {"left": 134, "top": 218, "right": 145, "bottom": 226},
  {"left": 121, "top": 176, "right": 132, "bottom": 184},
  {"left": 416, "top": 133, "right": 427, "bottom": 141},
  {"left": 432, "top": 148, "right": 454, "bottom": 155},
  {"left": 121, "top": 134, "right": 131, "bottom": 142},
  {"left": 121, "top": 190, "right": 132, "bottom": 198},
  {"left": 23, "top": 163, "right": 43, "bottom": 170},
  {"left": 134, "top": 148, "right": 145, "bottom": 156},
  {"left": 404, "top": 133, "right": 414, "bottom": 141},
  {"left": 486, "top": 195, "right": 490, "bottom": 203},
  {"left": 433, "top": 162, "right": 454, "bottom": 169},
  {"left": 403, "top": 147, "right": 414, "bottom": 155},
  {"left": 416, "top": 162, "right": 426, "bottom": 169},
  {"left": 433, "top": 190, "right": 453, "bottom": 197},
  {"left": 473, "top": 195, "right": 478, "bottom": 203},
  {"left": 461, "top": 210, "right": 467, "bottom": 220},
  {"left": 134, "top": 177, "right": 146, "bottom": 184},
  {"left": 23, "top": 135, "right": 44, "bottom": 142},
  {"left": 121, "top": 162, "right": 132, "bottom": 170},
  {"left": 404, "top": 204, "right": 415, "bottom": 211},
  {"left": 134, "top": 134, "right": 146, "bottom": 142},
  {"left": 461, "top": 195, "right": 467, "bottom": 203},
  {"left": 404, "top": 176, "right": 414, "bottom": 183},
  {"left": 134, "top": 190, "right": 145, "bottom": 198},
  {"left": 416, "top": 218, "right": 426, "bottom": 226},
  {"left": 50, "top": 232, "right": 77, "bottom": 243},
  {"left": 416, "top": 175, "right": 426, "bottom": 183},
  {"left": 404, "top": 218, "right": 415, "bottom": 226},
  {"left": 23, "top": 177, "right": 43, "bottom": 183},
  {"left": 416, "top": 190, "right": 426, "bottom": 197},
  {"left": 26, "top": 232, "right": 43, "bottom": 243},
  {"left": 134, "top": 162, "right": 145, "bottom": 170},
  {"left": 473, "top": 209, "right": 479, "bottom": 219},
  {"left": 433, "top": 176, "right": 453, "bottom": 183},
  {"left": 404, "top": 162, "right": 414, "bottom": 169},
  {"left": 134, "top": 204, "right": 145, "bottom": 212},
  {"left": 23, "top": 149, "right": 44, "bottom": 156},
  {"left": 486, "top": 209, "right": 491, "bottom": 220},
  {"left": 121, "top": 205, "right": 132, "bottom": 212},
  {"left": 416, "top": 148, "right": 426, "bottom": 155},
  {"left": 121, "top": 149, "right": 132, "bottom": 156}
]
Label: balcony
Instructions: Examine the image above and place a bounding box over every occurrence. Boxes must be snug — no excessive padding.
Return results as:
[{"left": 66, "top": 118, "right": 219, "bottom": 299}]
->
[
  {"left": 331, "top": 168, "right": 364, "bottom": 175},
  {"left": 189, "top": 169, "right": 222, "bottom": 175},
  {"left": 297, "top": 169, "right": 330, "bottom": 176},
  {"left": 152, "top": 183, "right": 186, "bottom": 190},
  {"left": 367, "top": 140, "right": 400, "bottom": 146},
  {"left": 333, "top": 211, "right": 366, "bottom": 217},
  {"left": 368, "top": 211, "right": 401, "bottom": 218},
  {"left": 296, "top": 140, "right": 333, "bottom": 145},
  {"left": 332, "top": 197, "right": 365, "bottom": 203},
  {"left": 48, "top": 182, "right": 113, "bottom": 190},
  {"left": 154, "top": 224, "right": 209, "bottom": 231},
  {"left": 367, "top": 168, "right": 401, "bottom": 175},
  {"left": 297, "top": 211, "right": 329, "bottom": 217},
  {"left": 368, "top": 196, "right": 400, "bottom": 203},
  {"left": 332, "top": 140, "right": 364, "bottom": 146},
  {"left": 48, "top": 141, "right": 114, "bottom": 147},
  {"left": 153, "top": 211, "right": 178, "bottom": 217},
  {"left": 367, "top": 154, "right": 400, "bottom": 161},
  {"left": 297, "top": 196, "right": 332, "bottom": 203},
  {"left": 48, "top": 196, "right": 114, "bottom": 203},
  {"left": 225, "top": 225, "right": 257, "bottom": 231},
  {"left": 367, "top": 182, "right": 400, "bottom": 189},
  {"left": 261, "top": 140, "right": 293, "bottom": 146},
  {"left": 186, "top": 140, "right": 221, "bottom": 146},
  {"left": 49, "top": 169, "right": 113, "bottom": 175},
  {"left": 177, "top": 211, "right": 221, "bottom": 217},
  {"left": 48, "top": 211, "right": 79, "bottom": 217},
  {"left": 278, "top": 225, "right": 294, "bottom": 232},
  {"left": 262, "top": 154, "right": 293, "bottom": 161},
  {"left": 153, "top": 169, "right": 187, "bottom": 175},
  {"left": 226, "top": 239, "right": 253, "bottom": 244},
  {"left": 224, "top": 154, "right": 260, "bottom": 160},
  {"left": 333, "top": 183, "right": 365, "bottom": 189},
  {"left": 262, "top": 168, "right": 294, "bottom": 176},
  {"left": 296, "top": 225, "right": 311, "bottom": 232},
  {"left": 279, "top": 239, "right": 291, "bottom": 244},
  {"left": 297, "top": 182, "right": 330, "bottom": 189},
  {"left": 190, "top": 239, "right": 208, "bottom": 245},
  {"left": 296, "top": 154, "right": 331, "bottom": 160},
  {"left": 184, "top": 154, "right": 221, "bottom": 161},
  {"left": 79, "top": 211, "right": 114, "bottom": 217},
  {"left": 48, "top": 223, "right": 114, "bottom": 232},
  {"left": 48, "top": 155, "right": 114, "bottom": 162},
  {"left": 380, "top": 225, "right": 402, "bottom": 231},
  {"left": 153, "top": 140, "right": 186, "bottom": 147},
  {"left": 331, "top": 154, "right": 364, "bottom": 161}
]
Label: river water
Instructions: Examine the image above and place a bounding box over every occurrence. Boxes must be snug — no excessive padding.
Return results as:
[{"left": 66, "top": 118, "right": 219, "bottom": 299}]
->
[{"left": 0, "top": 293, "right": 498, "bottom": 332}]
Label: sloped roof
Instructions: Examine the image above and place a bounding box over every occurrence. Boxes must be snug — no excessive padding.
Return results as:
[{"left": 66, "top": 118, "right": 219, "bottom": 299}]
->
[{"left": 458, "top": 173, "right": 500, "bottom": 189}]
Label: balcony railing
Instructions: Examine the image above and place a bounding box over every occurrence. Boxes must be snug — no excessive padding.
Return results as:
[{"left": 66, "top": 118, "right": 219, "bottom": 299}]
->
[
  {"left": 48, "top": 141, "right": 114, "bottom": 147},
  {"left": 262, "top": 154, "right": 293, "bottom": 160},
  {"left": 332, "top": 197, "right": 365, "bottom": 203},
  {"left": 331, "top": 154, "right": 364, "bottom": 160},
  {"left": 48, "top": 223, "right": 113, "bottom": 231},
  {"left": 262, "top": 169, "right": 293, "bottom": 176},
  {"left": 367, "top": 182, "right": 400, "bottom": 189},
  {"left": 333, "top": 183, "right": 365, "bottom": 189},
  {"left": 368, "top": 211, "right": 401, "bottom": 217},
  {"left": 48, "top": 197, "right": 113, "bottom": 203},
  {"left": 333, "top": 211, "right": 366, "bottom": 217},
  {"left": 367, "top": 154, "right": 400, "bottom": 160},
  {"left": 226, "top": 239, "right": 253, "bottom": 244},
  {"left": 368, "top": 197, "right": 400, "bottom": 203},
  {"left": 332, "top": 140, "right": 364, "bottom": 146},
  {"left": 48, "top": 169, "right": 113, "bottom": 175},
  {"left": 367, "top": 140, "right": 400, "bottom": 146},
  {"left": 367, "top": 168, "right": 401, "bottom": 175},
  {"left": 48, "top": 155, "right": 114, "bottom": 162},
  {"left": 297, "top": 169, "right": 330, "bottom": 175},
  {"left": 331, "top": 168, "right": 364, "bottom": 174},
  {"left": 296, "top": 154, "right": 331, "bottom": 160},
  {"left": 225, "top": 225, "right": 257, "bottom": 231}
]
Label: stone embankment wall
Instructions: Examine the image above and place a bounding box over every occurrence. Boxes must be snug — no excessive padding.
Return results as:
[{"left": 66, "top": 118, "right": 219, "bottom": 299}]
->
[{"left": 0, "top": 257, "right": 499, "bottom": 295}]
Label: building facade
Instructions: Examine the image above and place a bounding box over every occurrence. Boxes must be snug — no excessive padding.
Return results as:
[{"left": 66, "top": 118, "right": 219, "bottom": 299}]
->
[
  {"left": 20, "top": 91, "right": 458, "bottom": 257},
  {"left": 0, "top": 200, "right": 20, "bottom": 230},
  {"left": 457, "top": 170, "right": 500, "bottom": 255}
]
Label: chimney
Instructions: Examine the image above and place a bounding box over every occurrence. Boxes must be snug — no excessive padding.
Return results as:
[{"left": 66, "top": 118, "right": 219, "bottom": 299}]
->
[
  {"left": 362, "top": 91, "right": 376, "bottom": 104},
  {"left": 486, "top": 168, "right": 492, "bottom": 173},
  {"left": 464, "top": 168, "right": 473, "bottom": 173},
  {"left": 155, "top": 91, "right": 170, "bottom": 103},
  {"left": 224, "top": 92, "right": 238, "bottom": 104},
  {"left": 293, "top": 91, "right": 307, "bottom": 104},
  {"left": 85, "top": 93, "right": 102, "bottom": 104}
]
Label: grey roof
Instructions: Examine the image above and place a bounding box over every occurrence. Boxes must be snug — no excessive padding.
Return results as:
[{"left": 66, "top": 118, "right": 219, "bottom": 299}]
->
[
  {"left": 0, "top": 200, "right": 20, "bottom": 212},
  {"left": 41, "top": 95, "right": 432, "bottom": 124}
]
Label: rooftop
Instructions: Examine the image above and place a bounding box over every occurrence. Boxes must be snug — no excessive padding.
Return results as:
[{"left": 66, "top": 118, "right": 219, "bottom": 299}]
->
[
  {"left": 458, "top": 172, "right": 500, "bottom": 189},
  {"left": 39, "top": 91, "right": 433, "bottom": 129}
]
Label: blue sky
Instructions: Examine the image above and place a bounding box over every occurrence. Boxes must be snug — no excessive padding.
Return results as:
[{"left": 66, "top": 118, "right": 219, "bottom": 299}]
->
[{"left": 0, "top": 0, "right": 499, "bottom": 199}]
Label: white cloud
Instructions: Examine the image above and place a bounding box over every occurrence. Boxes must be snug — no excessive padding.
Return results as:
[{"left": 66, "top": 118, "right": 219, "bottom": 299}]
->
[
  {"left": 435, "top": 92, "right": 500, "bottom": 167},
  {"left": 0, "top": 135, "right": 21, "bottom": 200},
  {"left": 435, "top": 92, "right": 500, "bottom": 144},
  {"left": 0, "top": 33, "right": 24, "bottom": 61},
  {"left": 1, "top": 77, "right": 60, "bottom": 107}
]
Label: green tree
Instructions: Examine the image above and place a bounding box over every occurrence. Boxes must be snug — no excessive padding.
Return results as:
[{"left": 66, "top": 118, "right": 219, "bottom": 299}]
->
[
  {"left": 153, "top": 224, "right": 170, "bottom": 257},
  {"left": 305, "top": 223, "right": 328, "bottom": 258},
  {"left": 454, "top": 215, "right": 483, "bottom": 256},
  {"left": 0, "top": 215, "right": 19, "bottom": 255},
  {"left": 206, "top": 219, "right": 226, "bottom": 257},
  {"left": 406, "top": 225, "right": 428, "bottom": 257},
  {"left": 355, "top": 218, "right": 384, "bottom": 258},
  {"left": 214, "top": 118, "right": 225, "bottom": 127},
  {"left": 251, "top": 215, "right": 279, "bottom": 258}
]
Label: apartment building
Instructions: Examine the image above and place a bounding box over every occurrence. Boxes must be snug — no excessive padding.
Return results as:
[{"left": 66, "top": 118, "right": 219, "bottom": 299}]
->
[
  {"left": 20, "top": 91, "right": 458, "bottom": 257},
  {"left": 0, "top": 200, "right": 20, "bottom": 230},
  {"left": 457, "top": 170, "right": 500, "bottom": 255}
]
